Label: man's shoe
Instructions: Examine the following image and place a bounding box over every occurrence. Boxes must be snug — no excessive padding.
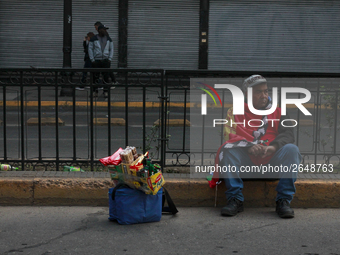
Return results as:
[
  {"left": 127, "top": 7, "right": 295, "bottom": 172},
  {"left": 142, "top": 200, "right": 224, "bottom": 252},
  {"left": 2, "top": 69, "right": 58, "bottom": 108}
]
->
[
  {"left": 221, "top": 197, "right": 244, "bottom": 216},
  {"left": 276, "top": 199, "right": 294, "bottom": 218}
]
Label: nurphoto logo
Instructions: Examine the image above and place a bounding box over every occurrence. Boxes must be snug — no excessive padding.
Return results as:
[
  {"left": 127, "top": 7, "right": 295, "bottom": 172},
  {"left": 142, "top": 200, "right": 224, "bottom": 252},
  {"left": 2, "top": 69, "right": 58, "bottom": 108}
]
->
[
  {"left": 197, "top": 82, "right": 312, "bottom": 128},
  {"left": 200, "top": 83, "right": 311, "bottom": 116}
]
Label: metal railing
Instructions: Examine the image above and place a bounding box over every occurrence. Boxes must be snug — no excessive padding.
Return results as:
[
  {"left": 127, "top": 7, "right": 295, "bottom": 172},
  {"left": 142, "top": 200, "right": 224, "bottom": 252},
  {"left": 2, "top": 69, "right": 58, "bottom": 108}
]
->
[
  {"left": 0, "top": 68, "right": 164, "bottom": 170},
  {"left": 1, "top": 69, "right": 339, "bottom": 171},
  {"left": 164, "top": 70, "right": 340, "bottom": 169}
]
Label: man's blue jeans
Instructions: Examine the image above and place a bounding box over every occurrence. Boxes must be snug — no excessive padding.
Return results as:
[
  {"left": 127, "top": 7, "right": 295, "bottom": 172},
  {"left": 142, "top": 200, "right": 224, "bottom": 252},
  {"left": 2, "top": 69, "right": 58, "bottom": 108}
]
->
[{"left": 221, "top": 144, "right": 301, "bottom": 203}]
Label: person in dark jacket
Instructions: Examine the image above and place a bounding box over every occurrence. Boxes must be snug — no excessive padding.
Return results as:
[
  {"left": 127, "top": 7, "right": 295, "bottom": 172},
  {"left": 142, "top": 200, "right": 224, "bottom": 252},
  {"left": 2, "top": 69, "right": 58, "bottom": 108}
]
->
[
  {"left": 94, "top": 21, "right": 117, "bottom": 85},
  {"left": 211, "top": 75, "right": 301, "bottom": 218},
  {"left": 80, "top": 32, "right": 95, "bottom": 86},
  {"left": 88, "top": 24, "right": 114, "bottom": 98}
]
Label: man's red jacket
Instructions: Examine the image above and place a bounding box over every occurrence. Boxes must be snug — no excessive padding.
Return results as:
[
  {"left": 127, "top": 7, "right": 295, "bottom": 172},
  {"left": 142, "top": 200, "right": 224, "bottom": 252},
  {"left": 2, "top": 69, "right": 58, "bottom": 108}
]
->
[{"left": 208, "top": 102, "right": 295, "bottom": 188}]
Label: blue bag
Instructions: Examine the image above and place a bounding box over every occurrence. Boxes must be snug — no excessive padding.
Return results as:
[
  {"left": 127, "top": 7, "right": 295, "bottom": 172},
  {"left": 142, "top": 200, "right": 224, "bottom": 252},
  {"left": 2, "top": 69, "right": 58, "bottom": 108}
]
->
[{"left": 108, "top": 184, "right": 163, "bottom": 225}]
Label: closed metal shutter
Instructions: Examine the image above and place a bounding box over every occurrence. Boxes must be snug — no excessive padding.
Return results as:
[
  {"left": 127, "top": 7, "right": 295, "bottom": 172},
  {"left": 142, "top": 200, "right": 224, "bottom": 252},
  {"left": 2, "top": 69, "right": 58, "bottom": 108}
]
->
[
  {"left": 0, "top": 0, "right": 63, "bottom": 68},
  {"left": 72, "top": 0, "right": 119, "bottom": 68},
  {"left": 128, "top": 0, "right": 199, "bottom": 69},
  {"left": 208, "top": 1, "right": 340, "bottom": 73}
]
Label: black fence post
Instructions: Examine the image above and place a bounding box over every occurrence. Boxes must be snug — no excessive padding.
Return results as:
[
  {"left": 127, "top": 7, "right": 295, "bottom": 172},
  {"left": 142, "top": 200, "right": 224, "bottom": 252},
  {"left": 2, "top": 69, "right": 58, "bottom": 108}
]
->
[
  {"left": 199, "top": 0, "right": 209, "bottom": 69},
  {"left": 55, "top": 72, "right": 60, "bottom": 170},
  {"left": 118, "top": 0, "right": 128, "bottom": 68},
  {"left": 20, "top": 71, "right": 25, "bottom": 170},
  {"left": 160, "top": 71, "right": 166, "bottom": 167},
  {"left": 2, "top": 83, "right": 7, "bottom": 161},
  {"left": 60, "top": 0, "right": 73, "bottom": 97},
  {"left": 63, "top": 0, "right": 72, "bottom": 68}
]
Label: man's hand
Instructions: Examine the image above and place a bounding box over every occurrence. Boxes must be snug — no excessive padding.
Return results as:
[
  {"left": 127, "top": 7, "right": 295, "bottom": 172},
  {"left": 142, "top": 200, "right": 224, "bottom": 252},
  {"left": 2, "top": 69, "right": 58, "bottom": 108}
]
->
[
  {"left": 248, "top": 144, "right": 278, "bottom": 157},
  {"left": 247, "top": 144, "right": 264, "bottom": 156},
  {"left": 261, "top": 145, "right": 278, "bottom": 158}
]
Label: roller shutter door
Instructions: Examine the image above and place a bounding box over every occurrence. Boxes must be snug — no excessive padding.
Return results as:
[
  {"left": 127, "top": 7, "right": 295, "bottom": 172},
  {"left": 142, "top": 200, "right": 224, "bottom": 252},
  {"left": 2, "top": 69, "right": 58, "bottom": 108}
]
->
[
  {"left": 128, "top": 0, "right": 199, "bottom": 69},
  {"left": 208, "top": 1, "right": 340, "bottom": 72},
  {"left": 72, "top": 0, "right": 119, "bottom": 68},
  {"left": 0, "top": 0, "right": 63, "bottom": 68}
]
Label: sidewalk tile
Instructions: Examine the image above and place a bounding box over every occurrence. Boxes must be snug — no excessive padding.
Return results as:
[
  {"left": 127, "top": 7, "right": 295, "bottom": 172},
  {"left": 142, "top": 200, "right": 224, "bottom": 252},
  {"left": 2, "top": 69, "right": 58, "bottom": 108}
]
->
[
  {"left": 164, "top": 173, "right": 175, "bottom": 178},
  {"left": 35, "top": 171, "right": 45, "bottom": 177},
  {"left": 304, "top": 174, "right": 312, "bottom": 179},
  {"left": 93, "top": 172, "right": 101, "bottom": 178},
  {"left": 79, "top": 172, "right": 87, "bottom": 178},
  {"left": 0, "top": 171, "right": 7, "bottom": 177},
  {"left": 55, "top": 171, "right": 65, "bottom": 177},
  {"left": 321, "top": 174, "right": 330, "bottom": 179},
  {"left": 86, "top": 172, "right": 93, "bottom": 178},
  {"left": 329, "top": 174, "right": 340, "bottom": 179},
  {"left": 22, "top": 171, "right": 37, "bottom": 177},
  {"left": 43, "top": 171, "right": 55, "bottom": 177}
]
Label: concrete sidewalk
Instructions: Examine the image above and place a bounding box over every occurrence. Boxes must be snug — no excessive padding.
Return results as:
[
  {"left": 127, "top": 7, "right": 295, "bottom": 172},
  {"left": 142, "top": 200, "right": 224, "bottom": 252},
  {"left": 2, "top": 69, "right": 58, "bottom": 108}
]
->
[
  {"left": 1, "top": 206, "right": 339, "bottom": 254},
  {"left": 0, "top": 171, "right": 339, "bottom": 208}
]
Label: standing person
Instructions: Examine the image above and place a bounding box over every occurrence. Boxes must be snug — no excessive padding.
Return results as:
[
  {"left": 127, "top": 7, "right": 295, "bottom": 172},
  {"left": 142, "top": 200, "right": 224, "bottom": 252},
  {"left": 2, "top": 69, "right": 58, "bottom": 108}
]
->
[
  {"left": 80, "top": 32, "right": 95, "bottom": 86},
  {"left": 94, "top": 21, "right": 116, "bottom": 84},
  {"left": 88, "top": 24, "right": 114, "bottom": 98},
  {"left": 103, "top": 27, "right": 117, "bottom": 84}
]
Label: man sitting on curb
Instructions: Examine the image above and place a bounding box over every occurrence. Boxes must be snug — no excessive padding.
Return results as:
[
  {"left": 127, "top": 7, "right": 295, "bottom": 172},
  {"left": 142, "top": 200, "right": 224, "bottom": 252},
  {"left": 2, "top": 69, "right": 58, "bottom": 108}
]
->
[{"left": 209, "top": 75, "right": 301, "bottom": 218}]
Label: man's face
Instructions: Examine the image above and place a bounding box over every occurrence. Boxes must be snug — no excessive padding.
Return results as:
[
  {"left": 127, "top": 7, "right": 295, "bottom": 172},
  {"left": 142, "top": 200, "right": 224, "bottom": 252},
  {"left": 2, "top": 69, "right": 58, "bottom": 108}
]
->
[
  {"left": 95, "top": 25, "right": 99, "bottom": 31},
  {"left": 251, "top": 83, "right": 269, "bottom": 109}
]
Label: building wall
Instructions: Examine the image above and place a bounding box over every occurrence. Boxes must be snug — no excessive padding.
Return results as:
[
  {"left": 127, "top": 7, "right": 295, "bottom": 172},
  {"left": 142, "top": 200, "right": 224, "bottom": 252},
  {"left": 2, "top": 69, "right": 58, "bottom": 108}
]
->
[
  {"left": 0, "top": 0, "right": 339, "bottom": 72},
  {"left": 209, "top": 0, "right": 340, "bottom": 72}
]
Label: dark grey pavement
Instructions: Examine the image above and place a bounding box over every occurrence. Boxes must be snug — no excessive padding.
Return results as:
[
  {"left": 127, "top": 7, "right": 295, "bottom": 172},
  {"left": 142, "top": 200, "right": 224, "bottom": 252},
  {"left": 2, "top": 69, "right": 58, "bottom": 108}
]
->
[{"left": 0, "top": 206, "right": 339, "bottom": 255}]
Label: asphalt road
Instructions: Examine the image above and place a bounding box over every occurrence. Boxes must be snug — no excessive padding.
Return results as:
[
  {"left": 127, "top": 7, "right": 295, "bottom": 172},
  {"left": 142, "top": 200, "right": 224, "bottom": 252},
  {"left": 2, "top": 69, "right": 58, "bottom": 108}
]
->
[
  {"left": 0, "top": 206, "right": 339, "bottom": 255},
  {"left": 0, "top": 106, "right": 189, "bottom": 159},
  {"left": 1, "top": 106, "right": 339, "bottom": 160}
]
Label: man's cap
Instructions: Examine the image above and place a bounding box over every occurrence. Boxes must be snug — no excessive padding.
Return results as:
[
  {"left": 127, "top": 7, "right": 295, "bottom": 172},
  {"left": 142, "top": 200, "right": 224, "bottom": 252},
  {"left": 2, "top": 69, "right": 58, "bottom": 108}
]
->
[
  {"left": 94, "top": 21, "right": 102, "bottom": 26},
  {"left": 98, "top": 24, "right": 109, "bottom": 30},
  {"left": 242, "top": 75, "right": 267, "bottom": 91}
]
